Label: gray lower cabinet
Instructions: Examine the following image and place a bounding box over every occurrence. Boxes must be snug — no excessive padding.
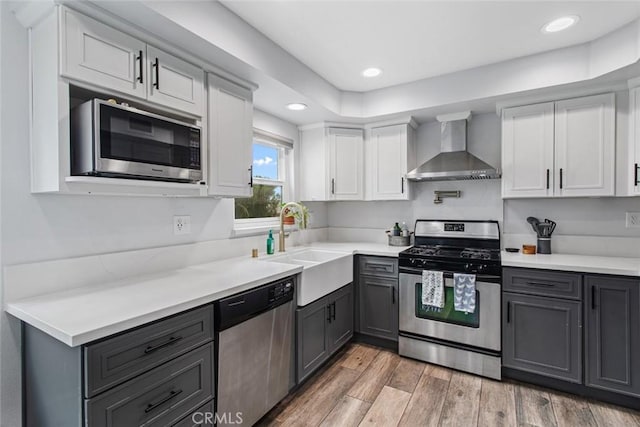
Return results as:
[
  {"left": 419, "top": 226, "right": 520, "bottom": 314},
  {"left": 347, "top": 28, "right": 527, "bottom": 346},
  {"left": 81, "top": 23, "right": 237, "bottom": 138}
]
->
[
  {"left": 357, "top": 256, "right": 399, "bottom": 342},
  {"left": 24, "top": 305, "right": 215, "bottom": 427},
  {"left": 296, "top": 283, "right": 354, "bottom": 383},
  {"left": 585, "top": 275, "right": 640, "bottom": 397},
  {"left": 502, "top": 292, "right": 582, "bottom": 383},
  {"left": 358, "top": 275, "right": 398, "bottom": 341}
]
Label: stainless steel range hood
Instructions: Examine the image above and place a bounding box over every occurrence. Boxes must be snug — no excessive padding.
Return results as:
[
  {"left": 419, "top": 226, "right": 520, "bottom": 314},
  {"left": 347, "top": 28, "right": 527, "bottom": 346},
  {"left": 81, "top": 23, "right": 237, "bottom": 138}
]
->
[{"left": 406, "top": 112, "right": 501, "bottom": 181}]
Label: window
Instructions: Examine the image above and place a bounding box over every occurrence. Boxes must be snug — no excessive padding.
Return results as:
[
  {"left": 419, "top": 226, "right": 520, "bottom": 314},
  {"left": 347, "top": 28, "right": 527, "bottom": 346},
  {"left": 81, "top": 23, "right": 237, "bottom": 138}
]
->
[{"left": 234, "top": 129, "right": 293, "bottom": 226}]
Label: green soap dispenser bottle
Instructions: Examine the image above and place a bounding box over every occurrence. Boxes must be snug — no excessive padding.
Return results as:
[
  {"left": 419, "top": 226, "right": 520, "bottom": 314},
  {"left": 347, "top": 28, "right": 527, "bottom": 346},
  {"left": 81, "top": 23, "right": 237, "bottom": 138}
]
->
[{"left": 267, "top": 230, "right": 274, "bottom": 255}]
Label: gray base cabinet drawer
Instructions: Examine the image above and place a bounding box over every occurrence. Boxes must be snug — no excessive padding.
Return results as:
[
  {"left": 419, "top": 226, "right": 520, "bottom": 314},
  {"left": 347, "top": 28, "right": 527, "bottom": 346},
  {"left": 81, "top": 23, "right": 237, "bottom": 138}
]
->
[
  {"left": 85, "top": 343, "right": 214, "bottom": 427},
  {"left": 84, "top": 305, "right": 214, "bottom": 397},
  {"left": 503, "top": 267, "right": 582, "bottom": 300},
  {"left": 359, "top": 256, "right": 398, "bottom": 278},
  {"left": 503, "top": 293, "right": 582, "bottom": 383}
]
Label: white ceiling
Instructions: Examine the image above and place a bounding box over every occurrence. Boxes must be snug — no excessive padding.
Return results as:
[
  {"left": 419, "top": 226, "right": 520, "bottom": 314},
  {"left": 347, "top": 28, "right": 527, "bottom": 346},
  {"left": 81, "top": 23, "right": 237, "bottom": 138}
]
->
[{"left": 221, "top": 1, "right": 640, "bottom": 92}]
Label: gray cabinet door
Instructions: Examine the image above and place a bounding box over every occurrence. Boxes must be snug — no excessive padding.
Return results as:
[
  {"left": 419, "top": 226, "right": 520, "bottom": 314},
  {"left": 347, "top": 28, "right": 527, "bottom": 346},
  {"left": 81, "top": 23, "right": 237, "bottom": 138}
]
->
[
  {"left": 328, "top": 283, "right": 354, "bottom": 353},
  {"left": 296, "top": 296, "right": 330, "bottom": 383},
  {"left": 503, "top": 292, "right": 582, "bottom": 383},
  {"left": 585, "top": 275, "right": 640, "bottom": 397},
  {"left": 359, "top": 276, "right": 398, "bottom": 341}
]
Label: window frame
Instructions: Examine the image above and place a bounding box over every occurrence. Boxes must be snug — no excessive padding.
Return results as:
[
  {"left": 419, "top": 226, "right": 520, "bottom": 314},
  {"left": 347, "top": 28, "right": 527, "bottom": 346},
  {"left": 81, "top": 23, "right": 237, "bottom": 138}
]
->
[{"left": 233, "top": 128, "right": 294, "bottom": 235}]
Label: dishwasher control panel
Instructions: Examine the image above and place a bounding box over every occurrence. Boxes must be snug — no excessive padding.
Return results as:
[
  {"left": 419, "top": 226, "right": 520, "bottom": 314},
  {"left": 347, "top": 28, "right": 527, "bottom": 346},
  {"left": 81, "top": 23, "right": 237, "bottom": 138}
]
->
[
  {"left": 215, "top": 276, "right": 295, "bottom": 331},
  {"left": 269, "top": 280, "right": 294, "bottom": 303}
]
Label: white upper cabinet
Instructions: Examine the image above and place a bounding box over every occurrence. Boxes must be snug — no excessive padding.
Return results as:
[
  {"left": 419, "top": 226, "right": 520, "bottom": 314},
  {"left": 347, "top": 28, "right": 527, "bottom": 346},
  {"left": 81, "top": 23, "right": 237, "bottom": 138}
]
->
[
  {"left": 502, "top": 103, "right": 555, "bottom": 198},
  {"left": 628, "top": 87, "right": 640, "bottom": 196},
  {"left": 62, "top": 9, "right": 204, "bottom": 117},
  {"left": 299, "top": 125, "right": 364, "bottom": 201},
  {"left": 501, "top": 93, "right": 615, "bottom": 198},
  {"left": 328, "top": 128, "right": 364, "bottom": 200},
  {"left": 554, "top": 93, "right": 615, "bottom": 197},
  {"left": 207, "top": 74, "right": 254, "bottom": 197},
  {"left": 367, "top": 123, "right": 416, "bottom": 200},
  {"left": 146, "top": 45, "right": 204, "bottom": 116},
  {"left": 62, "top": 8, "right": 146, "bottom": 99}
]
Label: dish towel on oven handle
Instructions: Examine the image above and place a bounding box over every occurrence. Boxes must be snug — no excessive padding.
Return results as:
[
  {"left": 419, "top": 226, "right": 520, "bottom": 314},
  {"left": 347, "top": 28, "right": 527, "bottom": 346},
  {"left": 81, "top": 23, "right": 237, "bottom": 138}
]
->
[
  {"left": 454, "top": 273, "right": 476, "bottom": 313},
  {"left": 421, "top": 270, "right": 444, "bottom": 308}
]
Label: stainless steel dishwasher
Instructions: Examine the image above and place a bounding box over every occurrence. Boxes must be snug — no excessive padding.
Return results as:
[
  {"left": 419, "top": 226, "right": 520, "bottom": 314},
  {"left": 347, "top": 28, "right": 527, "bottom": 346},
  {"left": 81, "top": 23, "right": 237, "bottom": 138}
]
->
[{"left": 215, "top": 276, "right": 294, "bottom": 426}]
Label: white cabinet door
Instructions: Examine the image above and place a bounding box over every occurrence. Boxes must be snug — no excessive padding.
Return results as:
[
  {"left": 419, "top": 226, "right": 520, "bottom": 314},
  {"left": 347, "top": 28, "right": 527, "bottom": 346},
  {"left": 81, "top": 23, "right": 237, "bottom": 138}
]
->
[
  {"left": 207, "top": 74, "right": 253, "bottom": 197},
  {"left": 369, "top": 125, "right": 409, "bottom": 200},
  {"left": 328, "top": 128, "right": 364, "bottom": 200},
  {"left": 146, "top": 45, "right": 204, "bottom": 116},
  {"left": 630, "top": 88, "right": 640, "bottom": 196},
  {"left": 555, "top": 93, "right": 615, "bottom": 197},
  {"left": 502, "top": 103, "right": 555, "bottom": 198},
  {"left": 62, "top": 9, "right": 146, "bottom": 99}
]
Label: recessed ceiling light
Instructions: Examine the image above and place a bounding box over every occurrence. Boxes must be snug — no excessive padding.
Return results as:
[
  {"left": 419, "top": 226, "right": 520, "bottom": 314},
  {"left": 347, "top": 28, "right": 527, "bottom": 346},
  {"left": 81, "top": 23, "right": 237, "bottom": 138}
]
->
[
  {"left": 362, "top": 67, "right": 382, "bottom": 78},
  {"left": 286, "top": 103, "right": 308, "bottom": 111},
  {"left": 542, "top": 15, "right": 579, "bottom": 33}
]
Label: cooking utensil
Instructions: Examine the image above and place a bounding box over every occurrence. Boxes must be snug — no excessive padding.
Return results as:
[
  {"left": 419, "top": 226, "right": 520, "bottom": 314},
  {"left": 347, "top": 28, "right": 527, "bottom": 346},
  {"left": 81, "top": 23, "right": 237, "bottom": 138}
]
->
[
  {"left": 526, "top": 217, "right": 540, "bottom": 235},
  {"left": 545, "top": 219, "right": 557, "bottom": 235}
]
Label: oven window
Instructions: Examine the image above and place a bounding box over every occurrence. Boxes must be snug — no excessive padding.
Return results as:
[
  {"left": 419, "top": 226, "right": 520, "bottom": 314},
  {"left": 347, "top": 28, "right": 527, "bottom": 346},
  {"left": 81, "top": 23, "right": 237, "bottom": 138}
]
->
[
  {"left": 414, "top": 283, "right": 480, "bottom": 328},
  {"left": 99, "top": 105, "right": 200, "bottom": 170}
]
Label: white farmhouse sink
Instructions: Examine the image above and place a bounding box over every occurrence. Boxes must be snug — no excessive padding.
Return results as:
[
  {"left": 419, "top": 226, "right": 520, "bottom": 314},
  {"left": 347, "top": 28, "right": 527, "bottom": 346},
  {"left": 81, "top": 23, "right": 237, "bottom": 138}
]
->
[{"left": 264, "top": 249, "right": 353, "bottom": 306}]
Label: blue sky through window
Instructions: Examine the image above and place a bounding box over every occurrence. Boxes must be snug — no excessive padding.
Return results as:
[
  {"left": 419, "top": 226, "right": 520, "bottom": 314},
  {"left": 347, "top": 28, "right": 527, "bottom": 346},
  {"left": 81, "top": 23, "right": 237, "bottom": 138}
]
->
[{"left": 253, "top": 143, "right": 278, "bottom": 180}]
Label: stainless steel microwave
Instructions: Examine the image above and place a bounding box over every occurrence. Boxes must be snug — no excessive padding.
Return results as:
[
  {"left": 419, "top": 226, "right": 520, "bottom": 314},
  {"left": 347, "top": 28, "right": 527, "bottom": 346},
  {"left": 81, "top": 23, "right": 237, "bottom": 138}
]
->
[{"left": 71, "top": 99, "right": 202, "bottom": 182}]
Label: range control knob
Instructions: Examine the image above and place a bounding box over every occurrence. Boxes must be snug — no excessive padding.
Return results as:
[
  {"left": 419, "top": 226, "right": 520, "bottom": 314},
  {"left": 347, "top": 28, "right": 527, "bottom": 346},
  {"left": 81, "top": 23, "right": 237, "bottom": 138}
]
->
[{"left": 464, "top": 263, "right": 472, "bottom": 272}]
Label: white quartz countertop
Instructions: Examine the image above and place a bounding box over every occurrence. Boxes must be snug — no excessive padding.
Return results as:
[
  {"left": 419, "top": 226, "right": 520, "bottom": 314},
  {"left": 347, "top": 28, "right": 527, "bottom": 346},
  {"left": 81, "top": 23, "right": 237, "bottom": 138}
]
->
[
  {"left": 6, "top": 242, "right": 405, "bottom": 347},
  {"left": 502, "top": 252, "right": 640, "bottom": 277}
]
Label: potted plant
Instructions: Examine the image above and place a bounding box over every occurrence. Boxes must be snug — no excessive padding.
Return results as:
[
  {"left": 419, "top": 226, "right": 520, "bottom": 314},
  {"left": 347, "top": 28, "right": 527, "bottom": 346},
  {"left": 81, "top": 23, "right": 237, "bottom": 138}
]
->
[{"left": 280, "top": 202, "right": 309, "bottom": 228}]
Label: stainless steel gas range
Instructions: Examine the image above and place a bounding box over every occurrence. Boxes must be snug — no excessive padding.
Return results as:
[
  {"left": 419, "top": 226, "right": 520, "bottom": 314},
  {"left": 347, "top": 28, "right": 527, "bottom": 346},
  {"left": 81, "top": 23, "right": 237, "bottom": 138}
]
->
[{"left": 398, "top": 219, "right": 502, "bottom": 380}]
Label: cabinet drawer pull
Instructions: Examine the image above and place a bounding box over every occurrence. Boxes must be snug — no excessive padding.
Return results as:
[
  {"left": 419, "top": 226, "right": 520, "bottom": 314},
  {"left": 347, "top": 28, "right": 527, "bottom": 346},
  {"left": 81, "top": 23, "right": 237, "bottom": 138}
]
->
[
  {"left": 144, "top": 389, "right": 183, "bottom": 413},
  {"left": 144, "top": 335, "right": 183, "bottom": 354},
  {"left": 366, "top": 263, "right": 391, "bottom": 271},
  {"left": 136, "top": 50, "right": 143, "bottom": 84},
  {"left": 392, "top": 287, "right": 396, "bottom": 304},
  {"left": 331, "top": 178, "right": 335, "bottom": 195},
  {"left": 635, "top": 163, "right": 639, "bottom": 186},
  {"left": 591, "top": 286, "right": 597, "bottom": 310},
  {"left": 153, "top": 57, "right": 160, "bottom": 90},
  {"left": 401, "top": 177, "right": 405, "bottom": 194},
  {"left": 327, "top": 305, "right": 332, "bottom": 323},
  {"left": 526, "top": 281, "right": 555, "bottom": 288},
  {"left": 559, "top": 168, "right": 563, "bottom": 189},
  {"left": 331, "top": 302, "right": 336, "bottom": 321},
  {"left": 507, "top": 301, "right": 511, "bottom": 323}
]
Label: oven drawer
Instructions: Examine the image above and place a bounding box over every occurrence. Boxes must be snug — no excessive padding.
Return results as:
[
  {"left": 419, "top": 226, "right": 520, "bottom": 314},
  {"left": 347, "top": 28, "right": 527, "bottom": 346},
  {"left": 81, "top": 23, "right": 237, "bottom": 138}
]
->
[
  {"left": 359, "top": 256, "right": 398, "bottom": 278},
  {"left": 84, "top": 305, "right": 214, "bottom": 398},
  {"left": 85, "top": 343, "right": 214, "bottom": 427},
  {"left": 503, "top": 268, "right": 582, "bottom": 300}
]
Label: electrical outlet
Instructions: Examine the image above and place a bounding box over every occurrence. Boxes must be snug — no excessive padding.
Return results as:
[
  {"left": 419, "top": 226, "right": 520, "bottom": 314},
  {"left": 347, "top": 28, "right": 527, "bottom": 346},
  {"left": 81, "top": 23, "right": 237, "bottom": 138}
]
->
[
  {"left": 173, "top": 215, "right": 191, "bottom": 235},
  {"left": 626, "top": 212, "right": 640, "bottom": 228}
]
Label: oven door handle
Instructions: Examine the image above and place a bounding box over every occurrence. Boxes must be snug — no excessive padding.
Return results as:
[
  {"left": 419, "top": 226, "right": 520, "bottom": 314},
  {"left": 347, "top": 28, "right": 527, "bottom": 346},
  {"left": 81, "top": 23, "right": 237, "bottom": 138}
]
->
[{"left": 399, "top": 268, "right": 501, "bottom": 283}]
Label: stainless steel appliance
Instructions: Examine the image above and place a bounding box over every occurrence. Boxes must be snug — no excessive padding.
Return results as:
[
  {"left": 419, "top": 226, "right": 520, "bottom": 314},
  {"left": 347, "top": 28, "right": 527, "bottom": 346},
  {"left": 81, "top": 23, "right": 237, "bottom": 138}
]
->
[
  {"left": 398, "top": 220, "right": 502, "bottom": 379},
  {"left": 215, "top": 277, "right": 294, "bottom": 426},
  {"left": 71, "top": 99, "right": 202, "bottom": 182}
]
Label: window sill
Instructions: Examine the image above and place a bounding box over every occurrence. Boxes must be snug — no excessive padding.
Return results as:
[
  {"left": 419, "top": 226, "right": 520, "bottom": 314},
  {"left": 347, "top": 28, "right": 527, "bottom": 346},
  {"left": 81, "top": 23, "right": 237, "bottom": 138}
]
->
[{"left": 232, "top": 221, "right": 298, "bottom": 238}]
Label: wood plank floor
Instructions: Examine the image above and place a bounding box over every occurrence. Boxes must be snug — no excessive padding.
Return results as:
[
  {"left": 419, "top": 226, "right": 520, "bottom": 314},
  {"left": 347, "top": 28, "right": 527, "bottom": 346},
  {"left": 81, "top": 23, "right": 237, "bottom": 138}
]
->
[{"left": 258, "top": 343, "right": 640, "bottom": 427}]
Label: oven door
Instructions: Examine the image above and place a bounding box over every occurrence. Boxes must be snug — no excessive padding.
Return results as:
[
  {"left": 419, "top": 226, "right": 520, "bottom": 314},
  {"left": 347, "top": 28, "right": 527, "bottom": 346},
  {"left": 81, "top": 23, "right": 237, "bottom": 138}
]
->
[
  {"left": 95, "top": 100, "right": 202, "bottom": 182},
  {"left": 399, "top": 270, "right": 501, "bottom": 352}
]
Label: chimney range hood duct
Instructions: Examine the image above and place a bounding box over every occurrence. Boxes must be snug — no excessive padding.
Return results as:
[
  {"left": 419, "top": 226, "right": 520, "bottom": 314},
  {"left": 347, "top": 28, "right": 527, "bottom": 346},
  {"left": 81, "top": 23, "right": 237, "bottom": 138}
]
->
[{"left": 406, "top": 111, "right": 501, "bottom": 181}]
